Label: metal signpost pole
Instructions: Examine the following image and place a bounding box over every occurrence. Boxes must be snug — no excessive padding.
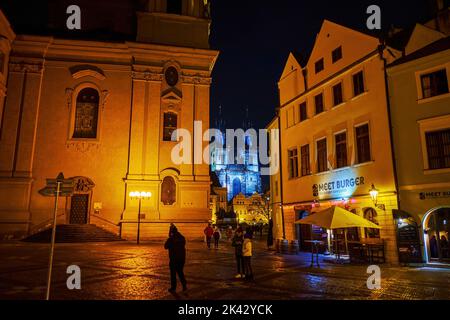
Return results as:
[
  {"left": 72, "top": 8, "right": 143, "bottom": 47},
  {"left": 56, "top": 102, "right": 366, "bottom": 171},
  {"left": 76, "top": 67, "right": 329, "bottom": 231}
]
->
[
  {"left": 137, "top": 197, "right": 141, "bottom": 245},
  {"left": 46, "top": 180, "right": 61, "bottom": 300}
]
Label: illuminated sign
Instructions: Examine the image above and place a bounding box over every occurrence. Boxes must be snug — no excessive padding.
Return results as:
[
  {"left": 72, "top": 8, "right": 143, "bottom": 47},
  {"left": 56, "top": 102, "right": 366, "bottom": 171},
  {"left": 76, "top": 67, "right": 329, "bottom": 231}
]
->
[
  {"left": 419, "top": 191, "right": 450, "bottom": 200},
  {"left": 313, "top": 176, "right": 365, "bottom": 197}
]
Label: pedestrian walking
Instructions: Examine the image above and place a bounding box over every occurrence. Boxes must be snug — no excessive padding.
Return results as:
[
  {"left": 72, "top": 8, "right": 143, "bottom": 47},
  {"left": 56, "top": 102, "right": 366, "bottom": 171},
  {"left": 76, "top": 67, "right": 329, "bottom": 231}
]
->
[
  {"left": 243, "top": 233, "right": 253, "bottom": 280},
  {"left": 204, "top": 223, "right": 214, "bottom": 249},
  {"left": 213, "top": 227, "right": 221, "bottom": 249},
  {"left": 164, "top": 224, "right": 187, "bottom": 292},
  {"left": 231, "top": 227, "right": 244, "bottom": 278}
]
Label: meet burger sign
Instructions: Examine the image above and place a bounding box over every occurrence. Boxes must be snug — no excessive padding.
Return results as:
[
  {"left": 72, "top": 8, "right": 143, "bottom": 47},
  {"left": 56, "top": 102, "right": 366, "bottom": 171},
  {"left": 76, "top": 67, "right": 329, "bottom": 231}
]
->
[{"left": 313, "top": 176, "right": 365, "bottom": 197}]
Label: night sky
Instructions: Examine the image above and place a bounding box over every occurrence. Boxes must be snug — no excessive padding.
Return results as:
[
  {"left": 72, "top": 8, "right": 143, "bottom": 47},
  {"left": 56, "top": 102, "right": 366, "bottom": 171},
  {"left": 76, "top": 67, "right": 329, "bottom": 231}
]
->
[
  {"left": 0, "top": 0, "right": 434, "bottom": 131},
  {"left": 209, "top": 0, "right": 433, "bottom": 131}
]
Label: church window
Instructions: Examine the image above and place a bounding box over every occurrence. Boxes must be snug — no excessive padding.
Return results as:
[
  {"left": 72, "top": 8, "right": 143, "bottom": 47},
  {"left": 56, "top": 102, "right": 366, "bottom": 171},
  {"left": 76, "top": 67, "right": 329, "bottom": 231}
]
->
[
  {"left": 73, "top": 88, "right": 99, "bottom": 139},
  {"left": 161, "top": 176, "right": 176, "bottom": 205},
  {"left": 167, "top": 0, "right": 183, "bottom": 15},
  {"left": 163, "top": 112, "right": 178, "bottom": 141}
]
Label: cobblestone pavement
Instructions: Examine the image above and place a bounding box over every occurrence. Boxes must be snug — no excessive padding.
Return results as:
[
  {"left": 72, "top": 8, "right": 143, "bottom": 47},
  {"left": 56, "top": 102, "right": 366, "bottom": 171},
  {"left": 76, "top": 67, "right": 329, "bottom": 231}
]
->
[{"left": 0, "top": 238, "right": 449, "bottom": 300}]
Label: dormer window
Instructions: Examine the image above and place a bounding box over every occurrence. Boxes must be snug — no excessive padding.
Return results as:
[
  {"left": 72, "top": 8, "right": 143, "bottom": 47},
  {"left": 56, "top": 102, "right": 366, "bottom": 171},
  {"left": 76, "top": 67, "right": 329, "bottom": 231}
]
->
[
  {"left": 332, "top": 46, "right": 342, "bottom": 63},
  {"left": 315, "top": 58, "right": 324, "bottom": 74}
]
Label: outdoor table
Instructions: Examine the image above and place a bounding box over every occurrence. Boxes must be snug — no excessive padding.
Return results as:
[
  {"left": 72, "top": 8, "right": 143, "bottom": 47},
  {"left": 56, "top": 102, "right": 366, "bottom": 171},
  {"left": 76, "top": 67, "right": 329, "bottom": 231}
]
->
[{"left": 304, "top": 240, "right": 323, "bottom": 267}]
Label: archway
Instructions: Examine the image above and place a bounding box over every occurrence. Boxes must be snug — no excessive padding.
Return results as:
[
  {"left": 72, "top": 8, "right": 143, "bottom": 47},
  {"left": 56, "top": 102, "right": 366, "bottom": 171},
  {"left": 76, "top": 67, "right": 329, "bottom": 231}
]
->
[{"left": 422, "top": 206, "right": 450, "bottom": 263}]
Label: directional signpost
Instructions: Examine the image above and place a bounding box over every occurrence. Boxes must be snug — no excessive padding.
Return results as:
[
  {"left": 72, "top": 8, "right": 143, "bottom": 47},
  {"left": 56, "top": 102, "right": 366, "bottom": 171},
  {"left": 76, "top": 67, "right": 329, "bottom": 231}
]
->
[{"left": 39, "top": 172, "right": 74, "bottom": 300}]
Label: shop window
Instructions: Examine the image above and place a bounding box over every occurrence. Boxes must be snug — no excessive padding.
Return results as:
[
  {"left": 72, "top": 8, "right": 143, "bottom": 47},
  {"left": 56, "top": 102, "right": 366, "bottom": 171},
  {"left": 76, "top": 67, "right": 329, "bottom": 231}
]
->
[
  {"left": 300, "top": 144, "right": 310, "bottom": 176},
  {"left": 288, "top": 148, "right": 299, "bottom": 179},
  {"left": 317, "top": 138, "right": 327, "bottom": 173},
  {"left": 315, "top": 58, "right": 324, "bottom": 74},
  {"left": 167, "top": 0, "right": 182, "bottom": 14},
  {"left": 355, "top": 124, "right": 371, "bottom": 164},
  {"left": 332, "top": 82, "right": 343, "bottom": 106},
  {"left": 335, "top": 132, "right": 347, "bottom": 168},
  {"left": 426, "top": 128, "right": 450, "bottom": 170},
  {"left": 299, "top": 102, "right": 307, "bottom": 122},
  {"left": 314, "top": 93, "right": 324, "bottom": 115},
  {"left": 161, "top": 176, "right": 176, "bottom": 205},
  {"left": 332, "top": 46, "right": 342, "bottom": 63},
  {"left": 364, "top": 208, "right": 380, "bottom": 238},
  {"left": 73, "top": 88, "right": 99, "bottom": 139},
  {"left": 163, "top": 112, "right": 178, "bottom": 141},
  {"left": 352, "top": 71, "right": 365, "bottom": 97},
  {"left": 421, "top": 69, "right": 449, "bottom": 99}
]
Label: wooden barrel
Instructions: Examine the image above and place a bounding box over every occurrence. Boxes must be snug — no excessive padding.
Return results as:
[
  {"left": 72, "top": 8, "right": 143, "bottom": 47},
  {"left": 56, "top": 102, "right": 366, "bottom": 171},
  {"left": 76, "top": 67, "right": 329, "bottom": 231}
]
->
[
  {"left": 280, "top": 239, "right": 289, "bottom": 254},
  {"left": 289, "top": 240, "right": 299, "bottom": 255}
]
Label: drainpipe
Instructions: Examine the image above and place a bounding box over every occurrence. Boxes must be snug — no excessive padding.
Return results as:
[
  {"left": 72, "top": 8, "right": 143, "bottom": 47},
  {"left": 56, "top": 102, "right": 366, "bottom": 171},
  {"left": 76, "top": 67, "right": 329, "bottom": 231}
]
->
[{"left": 378, "top": 42, "right": 401, "bottom": 211}]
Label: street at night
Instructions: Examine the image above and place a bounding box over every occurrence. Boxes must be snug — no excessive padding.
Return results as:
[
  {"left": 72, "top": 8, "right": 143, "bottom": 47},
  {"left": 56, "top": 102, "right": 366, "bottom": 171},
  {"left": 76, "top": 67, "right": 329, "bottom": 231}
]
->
[{"left": 1, "top": 239, "right": 449, "bottom": 300}]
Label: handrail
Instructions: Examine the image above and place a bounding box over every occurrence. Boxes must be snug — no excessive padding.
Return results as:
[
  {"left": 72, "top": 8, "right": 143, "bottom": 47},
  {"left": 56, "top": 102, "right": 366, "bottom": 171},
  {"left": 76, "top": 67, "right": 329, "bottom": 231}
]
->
[
  {"left": 90, "top": 214, "right": 120, "bottom": 227},
  {"left": 28, "top": 213, "right": 65, "bottom": 235}
]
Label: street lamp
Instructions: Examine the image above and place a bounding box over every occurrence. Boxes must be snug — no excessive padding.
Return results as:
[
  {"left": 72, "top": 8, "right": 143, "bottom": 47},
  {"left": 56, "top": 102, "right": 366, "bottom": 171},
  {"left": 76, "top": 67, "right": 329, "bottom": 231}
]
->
[
  {"left": 129, "top": 191, "right": 152, "bottom": 244},
  {"left": 369, "top": 184, "right": 385, "bottom": 210}
]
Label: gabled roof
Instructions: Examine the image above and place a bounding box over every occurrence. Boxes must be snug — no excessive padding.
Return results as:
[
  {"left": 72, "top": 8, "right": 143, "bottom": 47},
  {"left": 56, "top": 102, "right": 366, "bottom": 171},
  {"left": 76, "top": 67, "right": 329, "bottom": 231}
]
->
[
  {"left": 279, "top": 52, "right": 303, "bottom": 81},
  {"left": 388, "top": 36, "right": 450, "bottom": 67}
]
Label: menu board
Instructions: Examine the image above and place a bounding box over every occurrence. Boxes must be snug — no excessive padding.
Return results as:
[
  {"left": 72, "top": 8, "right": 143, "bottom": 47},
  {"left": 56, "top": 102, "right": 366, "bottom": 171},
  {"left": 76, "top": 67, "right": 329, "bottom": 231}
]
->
[{"left": 397, "top": 223, "right": 422, "bottom": 263}]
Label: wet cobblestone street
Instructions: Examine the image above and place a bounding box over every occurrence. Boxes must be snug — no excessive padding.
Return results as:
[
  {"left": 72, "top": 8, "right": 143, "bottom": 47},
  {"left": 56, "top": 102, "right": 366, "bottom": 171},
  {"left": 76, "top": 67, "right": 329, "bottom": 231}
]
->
[{"left": 0, "top": 239, "right": 449, "bottom": 300}]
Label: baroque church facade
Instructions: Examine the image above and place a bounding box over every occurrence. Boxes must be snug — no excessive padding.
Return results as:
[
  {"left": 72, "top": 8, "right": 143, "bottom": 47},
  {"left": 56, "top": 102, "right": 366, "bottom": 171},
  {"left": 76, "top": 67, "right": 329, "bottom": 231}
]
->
[
  {"left": 0, "top": 0, "right": 218, "bottom": 240},
  {"left": 211, "top": 107, "right": 262, "bottom": 201}
]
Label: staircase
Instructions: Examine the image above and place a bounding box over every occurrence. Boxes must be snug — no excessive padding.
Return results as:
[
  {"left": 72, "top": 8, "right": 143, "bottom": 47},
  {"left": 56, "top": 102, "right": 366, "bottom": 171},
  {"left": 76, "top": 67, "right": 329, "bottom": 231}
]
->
[{"left": 22, "top": 224, "right": 124, "bottom": 243}]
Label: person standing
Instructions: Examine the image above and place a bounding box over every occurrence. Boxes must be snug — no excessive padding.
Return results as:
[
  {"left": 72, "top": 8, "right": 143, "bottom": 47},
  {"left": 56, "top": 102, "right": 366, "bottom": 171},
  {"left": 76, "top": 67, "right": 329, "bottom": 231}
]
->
[
  {"left": 204, "top": 223, "right": 214, "bottom": 249},
  {"left": 213, "top": 227, "right": 221, "bottom": 249},
  {"left": 232, "top": 227, "right": 244, "bottom": 278},
  {"left": 243, "top": 233, "right": 253, "bottom": 280},
  {"left": 164, "top": 225, "right": 187, "bottom": 292}
]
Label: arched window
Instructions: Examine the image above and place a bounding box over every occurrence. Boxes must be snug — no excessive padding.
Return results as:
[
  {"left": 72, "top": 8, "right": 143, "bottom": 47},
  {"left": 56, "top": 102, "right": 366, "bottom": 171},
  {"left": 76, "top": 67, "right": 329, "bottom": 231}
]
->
[
  {"left": 364, "top": 208, "right": 380, "bottom": 238},
  {"left": 73, "top": 88, "right": 99, "bottom": 139},
  {"left": 161, "top": 176, "right": 176, "bottom": 205},
  {"left": 163, "top": 112, "right": 177, "bottom": 141},
  {"left": 167, "top": 0, "right": 182, "bottom": 15}
]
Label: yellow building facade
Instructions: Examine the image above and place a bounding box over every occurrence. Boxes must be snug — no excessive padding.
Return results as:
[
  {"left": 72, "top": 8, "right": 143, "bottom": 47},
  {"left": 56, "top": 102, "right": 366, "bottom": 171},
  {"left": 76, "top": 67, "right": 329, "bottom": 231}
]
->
[
  {"left": 275, "top": 20, "right": 401, "bottom": 264},
  {"left": 0, "top": 1, "right": 218, "bottom": 240},
  {"left": 387, "top": 17, "right": 450, "bottom": 264}
]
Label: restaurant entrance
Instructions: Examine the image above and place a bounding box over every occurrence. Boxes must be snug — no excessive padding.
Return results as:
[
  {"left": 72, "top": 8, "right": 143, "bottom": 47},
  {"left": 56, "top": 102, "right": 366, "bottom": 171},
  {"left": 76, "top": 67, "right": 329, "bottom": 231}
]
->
[{"left": 424, "top": 207, "right": 450, "bottom": 263}]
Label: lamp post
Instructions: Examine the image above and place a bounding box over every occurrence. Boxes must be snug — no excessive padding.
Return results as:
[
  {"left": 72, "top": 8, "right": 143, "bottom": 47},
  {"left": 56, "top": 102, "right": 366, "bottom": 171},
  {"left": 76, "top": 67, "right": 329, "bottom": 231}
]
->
[
  {"left": 129, "top": 191, "right": 152, "bottom": 244},
  {"left": 369, "top": 184, "right": 385, "bottom": 210}
]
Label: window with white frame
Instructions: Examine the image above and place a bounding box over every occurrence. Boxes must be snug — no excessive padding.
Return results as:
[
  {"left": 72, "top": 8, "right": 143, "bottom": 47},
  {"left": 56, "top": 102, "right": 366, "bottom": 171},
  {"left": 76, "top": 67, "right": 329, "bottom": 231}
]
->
[
  {"left": 420, "top": 69, "right": 449, "bottom": 99},
  {"left": 418, "top": 115, "right": 450, "bottom": 172}
]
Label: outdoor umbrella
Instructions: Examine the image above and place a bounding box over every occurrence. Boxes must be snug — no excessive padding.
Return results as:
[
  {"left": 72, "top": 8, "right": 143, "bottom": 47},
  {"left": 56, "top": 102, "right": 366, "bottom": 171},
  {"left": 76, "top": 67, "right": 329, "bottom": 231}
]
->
[{"left": 294, "top": 205, "right": 381, "bottom": 258}]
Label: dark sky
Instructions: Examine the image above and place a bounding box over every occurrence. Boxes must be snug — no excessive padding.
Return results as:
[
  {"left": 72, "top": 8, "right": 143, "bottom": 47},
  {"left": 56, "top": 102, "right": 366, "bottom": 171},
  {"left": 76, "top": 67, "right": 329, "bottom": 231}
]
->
[
  {"left": 0, "top": 0, "right": 434, "bottom": 131},
  {"left": 209, "top": 0, "right": 433, "bottom": 131}
]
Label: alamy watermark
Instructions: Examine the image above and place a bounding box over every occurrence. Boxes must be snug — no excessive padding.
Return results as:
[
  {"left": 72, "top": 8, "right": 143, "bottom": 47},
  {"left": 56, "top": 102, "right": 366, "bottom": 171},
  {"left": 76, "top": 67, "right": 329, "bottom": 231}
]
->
[{"left": 171, "top": 122, "right": 280, "bottom": 176}]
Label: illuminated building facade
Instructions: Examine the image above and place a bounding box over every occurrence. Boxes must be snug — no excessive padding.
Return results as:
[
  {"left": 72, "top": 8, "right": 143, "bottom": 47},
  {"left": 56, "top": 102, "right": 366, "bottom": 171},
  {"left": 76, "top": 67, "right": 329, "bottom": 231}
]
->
[
  {"left": 232, "top": 192, "right": 269, "bottom": 225},
  {"left": 211, "top": 107, "right": 262, "bottom": 201},
  {"left": 387, "top": 6, "right": 450, "bottom": 264},
  {"left": 0, "top": 0, "right": 218, "bottom": 240},
  {"left": 274, "top": 20, "right": 401, "bottom": 263}
]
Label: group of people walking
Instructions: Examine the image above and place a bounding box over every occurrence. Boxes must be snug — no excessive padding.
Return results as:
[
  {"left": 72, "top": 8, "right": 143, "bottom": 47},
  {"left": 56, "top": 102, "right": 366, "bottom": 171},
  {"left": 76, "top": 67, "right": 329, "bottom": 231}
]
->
[
  {"left": 164, "top": 223, "right": 256, "bottom": 293},
  {"left": 204, "top": 223, "right": 254, "bottom": 280}
]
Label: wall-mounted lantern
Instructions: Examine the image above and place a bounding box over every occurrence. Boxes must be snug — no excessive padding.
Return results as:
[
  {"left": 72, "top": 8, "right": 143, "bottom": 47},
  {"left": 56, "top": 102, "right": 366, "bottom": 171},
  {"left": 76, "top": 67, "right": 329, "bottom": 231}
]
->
[{"left": 369, "top": 184, "right": 385, "bottom": 210}]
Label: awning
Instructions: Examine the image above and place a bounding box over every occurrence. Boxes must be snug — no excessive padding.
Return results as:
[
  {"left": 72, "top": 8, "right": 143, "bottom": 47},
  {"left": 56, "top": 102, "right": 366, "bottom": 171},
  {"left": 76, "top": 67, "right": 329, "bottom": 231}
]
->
[{"left": 294, "top": 205, "right": 381, "bottom": 229}]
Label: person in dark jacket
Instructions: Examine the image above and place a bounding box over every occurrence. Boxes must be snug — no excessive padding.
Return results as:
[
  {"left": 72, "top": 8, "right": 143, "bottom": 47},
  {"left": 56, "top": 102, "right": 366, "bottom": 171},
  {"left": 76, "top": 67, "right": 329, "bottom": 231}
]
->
[
  {"left": 231, "top": 227, "right": 244, "bottom": 278},
  {"left": 164, "top": 224, "right": 187, "bottom": 292}
]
